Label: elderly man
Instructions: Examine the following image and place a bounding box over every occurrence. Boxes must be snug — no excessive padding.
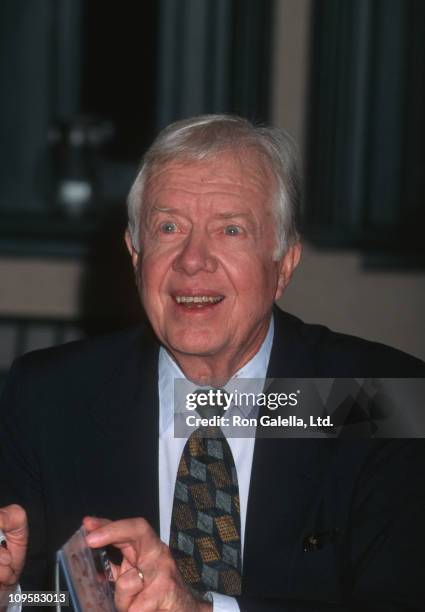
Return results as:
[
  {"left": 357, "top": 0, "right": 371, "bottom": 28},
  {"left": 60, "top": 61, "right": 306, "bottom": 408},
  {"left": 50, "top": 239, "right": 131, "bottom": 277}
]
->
[{"left": 1, "top": 115, "right": 425, "bottom": 612}]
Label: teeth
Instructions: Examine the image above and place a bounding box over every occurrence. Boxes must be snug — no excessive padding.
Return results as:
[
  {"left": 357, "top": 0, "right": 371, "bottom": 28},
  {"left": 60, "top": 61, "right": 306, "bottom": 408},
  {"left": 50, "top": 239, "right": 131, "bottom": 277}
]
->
[{"left": 175, "top": 296, "right": 223, "bottom": 304}]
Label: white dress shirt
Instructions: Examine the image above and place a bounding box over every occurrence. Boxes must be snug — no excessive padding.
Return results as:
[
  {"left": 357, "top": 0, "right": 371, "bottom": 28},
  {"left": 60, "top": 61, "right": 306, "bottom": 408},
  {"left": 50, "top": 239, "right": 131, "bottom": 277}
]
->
[{"left": 158, "top": 319, "right": 274, "bottom": 612}]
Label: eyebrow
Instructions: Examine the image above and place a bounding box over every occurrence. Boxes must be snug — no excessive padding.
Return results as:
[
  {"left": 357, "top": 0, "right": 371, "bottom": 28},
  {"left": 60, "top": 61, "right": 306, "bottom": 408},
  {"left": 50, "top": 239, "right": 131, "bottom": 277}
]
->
[
  {"left": 150, "top": 207, "right": 251, "bottom": 219},
  {"left": 151, "top": 206, "right": 178, "bottom": 213},
  {"left": 215, "top": 211, "right": 252, "bottom": 219}
]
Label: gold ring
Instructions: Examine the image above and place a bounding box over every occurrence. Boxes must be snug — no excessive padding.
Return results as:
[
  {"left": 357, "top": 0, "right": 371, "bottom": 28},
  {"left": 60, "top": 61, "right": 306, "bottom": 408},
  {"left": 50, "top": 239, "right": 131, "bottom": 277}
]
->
[{"left": 136, "top": 567, "right": 145, "bottom": 585}]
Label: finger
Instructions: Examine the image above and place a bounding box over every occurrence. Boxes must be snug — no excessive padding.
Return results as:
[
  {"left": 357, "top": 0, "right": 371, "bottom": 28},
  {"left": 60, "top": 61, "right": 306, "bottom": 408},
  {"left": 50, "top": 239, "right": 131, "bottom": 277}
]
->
[
  {"left": 86, "top": 517, "right": 159, "bottom": 556},
  {"left": 0, "top": 568, "right": 17, "bottom": 587},
  {"left": 0, "top": 549, "right": 12, "bottom": 566},
  {"left": 0, "top": 571, "right": 16, "bottom": 586},
  {"left": 105, "top": 557, "right": 133, "bottom": 583},
  {"left": 114, "top": 567, "right": 144, "bottom": 612},
  {"left": 0, "top": 504, "right": 26, "bottom": 530},
  {"left": 0, "top": 505, "right": 27, "bottom": 538},
  {"left": 112, "top": 556, "right": 136, "bottom": 582},
  {"left": 82, "top": 516, "right": 111, "bottom": 533},
  {"left": 108, "top": 560, "right": 120, "bottom": 583},
  {"left": 0, "top": 552, "right": 18, "bottom": 587}
]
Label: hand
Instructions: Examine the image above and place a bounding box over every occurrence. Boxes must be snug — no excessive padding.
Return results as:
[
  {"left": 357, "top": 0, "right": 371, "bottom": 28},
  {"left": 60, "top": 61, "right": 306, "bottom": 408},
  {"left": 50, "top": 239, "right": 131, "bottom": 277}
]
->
[
  {"left": 84, "top": 516, "right": 212, "bottom": 612},
  {"left": 0, "top": 504, "right": 28, "bottom": 608}
]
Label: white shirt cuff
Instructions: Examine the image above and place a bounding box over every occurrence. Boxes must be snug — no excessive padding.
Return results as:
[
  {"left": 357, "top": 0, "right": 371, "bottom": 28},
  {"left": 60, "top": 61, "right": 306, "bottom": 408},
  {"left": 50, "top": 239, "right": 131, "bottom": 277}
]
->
[{"left": 210, "top": 591, "right": 240, "bottom": 611}]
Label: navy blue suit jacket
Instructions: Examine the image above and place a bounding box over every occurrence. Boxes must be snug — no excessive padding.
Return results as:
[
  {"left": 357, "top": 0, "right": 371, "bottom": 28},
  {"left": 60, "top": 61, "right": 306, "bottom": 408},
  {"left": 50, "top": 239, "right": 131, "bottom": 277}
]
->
[{"left": 1, "top": 307, "right": 424, "bottom": 610}]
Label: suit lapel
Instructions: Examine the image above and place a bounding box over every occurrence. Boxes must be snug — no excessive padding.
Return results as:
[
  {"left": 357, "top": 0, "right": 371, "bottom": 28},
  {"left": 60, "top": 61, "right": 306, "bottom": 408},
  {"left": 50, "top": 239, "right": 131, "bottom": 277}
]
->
[
  {"left": 267, "top": 306, "right": 316, "bottom": 379},
  {"left": 73, "top": 329, "right": 161, "bottom": 532},
  {"left": 242, "top": 308, "right": 335, "bottom": 595}
]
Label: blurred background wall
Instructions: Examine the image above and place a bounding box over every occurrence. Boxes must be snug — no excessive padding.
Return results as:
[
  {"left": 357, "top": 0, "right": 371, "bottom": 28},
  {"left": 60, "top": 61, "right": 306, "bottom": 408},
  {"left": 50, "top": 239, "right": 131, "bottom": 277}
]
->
[
  {"left": 272, "top": 0, "right": 425, "bottom": 360},
  {"left": 0, "top": 0, "right": 424, "bottom": 386}
]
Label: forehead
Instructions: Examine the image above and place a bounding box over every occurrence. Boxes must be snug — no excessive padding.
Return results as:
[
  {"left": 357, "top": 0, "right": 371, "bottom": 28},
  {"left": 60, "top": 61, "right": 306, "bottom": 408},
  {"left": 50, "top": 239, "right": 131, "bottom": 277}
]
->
[{"left": 143, "top": 149, "right": 276, "bottom": 208}]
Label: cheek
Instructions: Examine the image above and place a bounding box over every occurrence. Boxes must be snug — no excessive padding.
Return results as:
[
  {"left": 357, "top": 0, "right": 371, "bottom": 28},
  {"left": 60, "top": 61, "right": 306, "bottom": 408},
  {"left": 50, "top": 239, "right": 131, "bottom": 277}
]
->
[
  {"left": 222, "top": 253, "right": 278, "bottom": 297},
  {"left": 139, "top": 256, "right": 169, "bottom": 307}
]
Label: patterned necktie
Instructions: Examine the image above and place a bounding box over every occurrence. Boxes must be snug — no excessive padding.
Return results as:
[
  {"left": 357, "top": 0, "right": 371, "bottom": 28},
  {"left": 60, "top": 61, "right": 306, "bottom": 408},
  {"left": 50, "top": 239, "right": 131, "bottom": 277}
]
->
[{"left": 170, "top": 390, "right": 242, "bottom": 596}]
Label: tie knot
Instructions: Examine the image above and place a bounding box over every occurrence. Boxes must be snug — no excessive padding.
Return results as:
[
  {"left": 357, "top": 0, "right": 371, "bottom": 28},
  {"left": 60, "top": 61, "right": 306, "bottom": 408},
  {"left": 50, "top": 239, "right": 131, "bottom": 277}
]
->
[{"left": 193, "top": 388, "right": 229, "bottom": 420}]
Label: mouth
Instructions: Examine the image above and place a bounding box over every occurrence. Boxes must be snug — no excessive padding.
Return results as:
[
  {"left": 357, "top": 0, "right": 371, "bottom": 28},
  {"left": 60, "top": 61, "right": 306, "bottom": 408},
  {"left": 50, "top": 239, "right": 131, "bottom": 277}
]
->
[{"left": 173, "top": 294, "right": 224, "bottom": 309}]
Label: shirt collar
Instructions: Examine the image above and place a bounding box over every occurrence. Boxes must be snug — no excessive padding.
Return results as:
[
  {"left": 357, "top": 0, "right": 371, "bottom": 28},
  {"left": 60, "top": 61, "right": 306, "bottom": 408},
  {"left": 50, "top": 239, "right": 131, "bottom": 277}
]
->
[{"left": 158, "top": 317, "right": 274, "bottom": 436}]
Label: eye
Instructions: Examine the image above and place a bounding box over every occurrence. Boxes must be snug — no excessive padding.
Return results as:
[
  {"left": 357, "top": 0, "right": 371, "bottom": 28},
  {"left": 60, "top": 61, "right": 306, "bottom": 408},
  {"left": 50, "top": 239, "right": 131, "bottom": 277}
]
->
[
  {"left": 160, "top": 221, "right": 177, "bottom": 234},
  {"left": 224, "top": 225, "right": 242, "bottom": 236}
]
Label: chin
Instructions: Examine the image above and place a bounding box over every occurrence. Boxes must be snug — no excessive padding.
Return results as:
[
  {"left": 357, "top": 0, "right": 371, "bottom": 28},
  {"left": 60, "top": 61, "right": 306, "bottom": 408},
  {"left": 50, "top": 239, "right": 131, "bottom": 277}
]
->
[{"left": 167, "top": 333, "right": 226, "bottom": 359}]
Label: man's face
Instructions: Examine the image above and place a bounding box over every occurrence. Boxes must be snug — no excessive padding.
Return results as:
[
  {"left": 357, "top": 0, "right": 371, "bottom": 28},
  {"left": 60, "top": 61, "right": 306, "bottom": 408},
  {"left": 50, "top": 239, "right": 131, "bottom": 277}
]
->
[{"left": 127, "top": 150, "right": 300, "bottom": 375}]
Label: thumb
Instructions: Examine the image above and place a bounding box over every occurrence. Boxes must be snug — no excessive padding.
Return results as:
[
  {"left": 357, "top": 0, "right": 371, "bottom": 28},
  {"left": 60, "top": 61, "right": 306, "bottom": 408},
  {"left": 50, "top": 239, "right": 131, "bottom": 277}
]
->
[{"left": 82, "top": 516, "right": 111, "bottom": 534}]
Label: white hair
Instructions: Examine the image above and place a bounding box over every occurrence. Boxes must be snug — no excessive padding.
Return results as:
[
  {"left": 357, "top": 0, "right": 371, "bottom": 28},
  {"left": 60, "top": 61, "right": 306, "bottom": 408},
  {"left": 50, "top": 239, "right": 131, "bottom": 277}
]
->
[{"left": 127, "top": 114, "right": 301, "bottom": 259}]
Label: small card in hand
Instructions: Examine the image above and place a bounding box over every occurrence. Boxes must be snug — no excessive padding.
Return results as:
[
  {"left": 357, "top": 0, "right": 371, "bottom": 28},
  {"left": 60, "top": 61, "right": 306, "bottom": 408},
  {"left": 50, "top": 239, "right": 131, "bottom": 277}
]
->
[{"left": 57, "top": 527, "right": 116, "bottom": 611}]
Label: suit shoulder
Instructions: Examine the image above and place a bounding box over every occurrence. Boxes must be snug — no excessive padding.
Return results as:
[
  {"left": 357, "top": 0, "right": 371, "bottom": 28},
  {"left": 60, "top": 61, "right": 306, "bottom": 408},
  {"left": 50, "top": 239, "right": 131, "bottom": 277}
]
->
[
  {"left": 276, "top": 309, "right": 425, "bottom": 376},
  {"left": 5, "top": 325, "right": 152, "bottom": 387}
]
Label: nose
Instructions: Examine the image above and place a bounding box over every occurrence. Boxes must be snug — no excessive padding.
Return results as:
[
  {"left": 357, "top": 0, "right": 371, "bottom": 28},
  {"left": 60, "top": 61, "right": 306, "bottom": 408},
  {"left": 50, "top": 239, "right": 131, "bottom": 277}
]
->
[{"left": 172, "top": 229, "right": 217, "bottom": 275}]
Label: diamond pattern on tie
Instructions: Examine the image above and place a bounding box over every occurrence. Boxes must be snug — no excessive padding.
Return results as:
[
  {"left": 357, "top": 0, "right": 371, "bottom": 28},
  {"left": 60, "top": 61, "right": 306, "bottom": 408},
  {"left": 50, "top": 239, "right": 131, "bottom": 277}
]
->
[
  {"left": 215, "top": 515, "right": 239, "bottom": 542},
  {"left": 177, "top": 556, "right": 200, "bottom": 584},
  {"left": 170, "top": 405, "right": 242, "bottom": 596}
]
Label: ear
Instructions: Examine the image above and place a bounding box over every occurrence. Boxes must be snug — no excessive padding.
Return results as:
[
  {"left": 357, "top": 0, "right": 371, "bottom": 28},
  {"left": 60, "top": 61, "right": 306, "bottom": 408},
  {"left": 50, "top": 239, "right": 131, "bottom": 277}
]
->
[
  {"left": 274, "top": 242, "right": 302, "bottom": 301},
  {"left": 125, "top": 230, "right": 139, "bottom": 270}
]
